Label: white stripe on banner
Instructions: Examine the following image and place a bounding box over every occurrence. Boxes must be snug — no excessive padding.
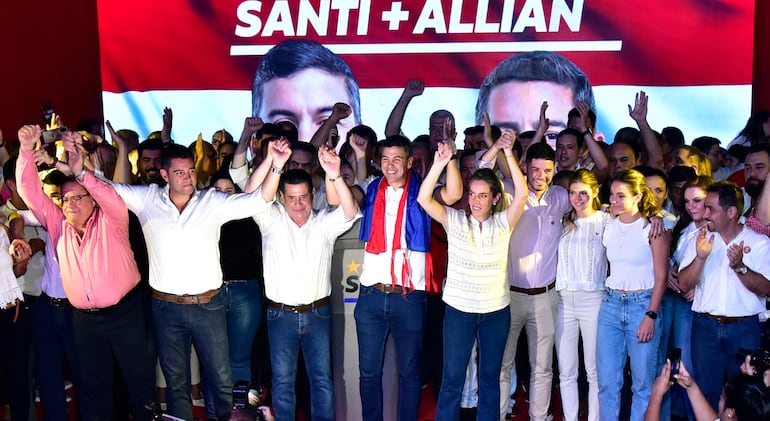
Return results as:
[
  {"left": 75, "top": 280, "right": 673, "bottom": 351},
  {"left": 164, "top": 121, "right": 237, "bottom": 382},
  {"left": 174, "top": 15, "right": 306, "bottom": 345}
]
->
[
  {"left": 229, "top": 40, "right": 624, "bottom": 56},
  {"left": 102, "top": 85, "right": 750, "bottom": 147}
]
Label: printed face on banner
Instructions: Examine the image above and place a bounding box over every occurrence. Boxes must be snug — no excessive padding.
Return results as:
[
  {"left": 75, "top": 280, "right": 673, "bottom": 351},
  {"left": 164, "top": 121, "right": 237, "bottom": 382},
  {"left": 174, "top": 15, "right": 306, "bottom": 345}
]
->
[
  {"left": 486, "top": 80, "right": 575, "bottom": 135},
  {"left": 97, "top": 1, "right": 755, "bottom": 149},
  {"left": 256, "top": 68, "right": 357, "bottom": 143}
]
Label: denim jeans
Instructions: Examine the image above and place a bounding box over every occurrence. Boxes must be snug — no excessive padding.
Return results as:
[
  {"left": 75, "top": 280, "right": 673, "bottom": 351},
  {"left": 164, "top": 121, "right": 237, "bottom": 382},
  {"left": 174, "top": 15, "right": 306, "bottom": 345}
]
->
[
  {"left": 224, "top": 280, "right": 263, "bottom": 383},
  {"left": 436, "top": 305, "right": 510, "bottom": 421},
  {"left": 658, "top": 290, "right": 695, "bottom": 420},
  {"left": 152, "top": 290, "right": 232, "bottom": 420},
  {"left": 33, "top": 295, "right": 83, "bottom": 421},
  {"left": 597, "top": 288, "right": 661, "bottom": 421},
  {"left": 555, "top": 290, "right": 603, "bottom": 421},
  {"left": 691, "top": 312, "right": 760, "bottom": 410},
  {"left": 354, "top": 285, "right": 427, "bottom": 421},
  {"left": 267, "top": 301, "right": 333, "bottom": 421}
]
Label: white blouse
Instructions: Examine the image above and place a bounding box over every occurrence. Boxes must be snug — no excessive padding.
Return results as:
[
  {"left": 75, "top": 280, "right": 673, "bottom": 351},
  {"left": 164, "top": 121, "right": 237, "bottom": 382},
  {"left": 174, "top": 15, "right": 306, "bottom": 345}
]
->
[
  {"left": 443, "top": 207, "right": 511, "bottom": 314},
  {"left": 556, "top": 211, "right": 609, "bottom": 291},
  {"left": 603, "top": 217, "right": 655, "bottom": 291}
]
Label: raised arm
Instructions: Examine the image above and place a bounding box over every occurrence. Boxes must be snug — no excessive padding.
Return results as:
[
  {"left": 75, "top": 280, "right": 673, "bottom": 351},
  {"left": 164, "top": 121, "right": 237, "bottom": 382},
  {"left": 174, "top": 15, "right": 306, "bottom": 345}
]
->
[
  {"left": 348, "top": 133, "right": 370, "bottom": 183},
  {"left": 384, "top": 79, "right": 424, "bottom": 137},
  {"left": 160, "top": 107, "right": 173, "bottom": 143},
  {"left": 437, "top": 137, "right": 463, "bottom": 206},
  {"left": 63, "top": 132, "right": 129, "bottom": 227},
  {"left": 575, "top": 102, "right": 609, "bottom": 181},
  {"left": 310, "top": 103, "right": 351, "bottom": 149},
  {"left": 628, "top": 91, "right": 664, "bottom": 169},
  {"left": 531, "top": 101, "right": 550, "bottom": 147},
  {"left": 106, "top": 120, "right": 133, "bottom": 183},
  {"left": 482, "top": 112, "right": 512, "bottom": 179},
  {"left": 417, "top": 141, "right": 455, "bottom": 226},
  {"left": 15, "top": 125, "right": 62, "bottom": 232},
  {"left": 232, "top": 117, "right": 263, "bottom": 170},
  {"left": 256, "top": 140, "right": 291, "bottom": 201},
  {"left": 499, "top": 130, "right": 527, "bottom": 227},
  {"left": 318, "top": 146, "right": 359, "bottom": 219}
]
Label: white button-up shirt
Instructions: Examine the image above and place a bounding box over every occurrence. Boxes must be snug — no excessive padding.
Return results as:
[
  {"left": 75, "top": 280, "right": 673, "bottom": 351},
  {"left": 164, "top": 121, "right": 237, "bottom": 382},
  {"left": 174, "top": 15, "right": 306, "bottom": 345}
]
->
[
  {"left": 112, "top": 183, "right": 270, "bottom": 295},
  {"left": 254, "top": 197, "right": 360, "bottom": 305},
  {"left": 680, "top": 226, "right": 770, "bottom": 317}
]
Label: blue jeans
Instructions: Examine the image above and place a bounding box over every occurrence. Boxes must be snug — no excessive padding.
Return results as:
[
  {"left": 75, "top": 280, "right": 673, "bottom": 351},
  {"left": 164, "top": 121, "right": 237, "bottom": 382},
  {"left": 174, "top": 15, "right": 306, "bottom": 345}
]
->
[
  {"left": 224, "top": 280, "right": 262, "bottom": 383},
  {"left": 33, "top": 295, "right": 83, "bottom": 421},
  {"left": 152, "top": 290, "right": 232, "bottom": 420},
  {"left": 354, "top": 285, "right": 427, "bottom": 421},
  {"left": 597, "top": 289, "right": 661, "bottom": 421},
  {"left": 691, "top": 312, "right": 760, "bottom": 410},
  {"left": 658, "top": 290, "right": 695, "bottom": 420},
  {"left": 204, "top": 280, "right": 263, "bottom": 418},
  {"left": 436, "top": 305, "right": 510, "bottom": 421},
  {"left": 267, "top": 301, "right": 333, "bottom": 421}
]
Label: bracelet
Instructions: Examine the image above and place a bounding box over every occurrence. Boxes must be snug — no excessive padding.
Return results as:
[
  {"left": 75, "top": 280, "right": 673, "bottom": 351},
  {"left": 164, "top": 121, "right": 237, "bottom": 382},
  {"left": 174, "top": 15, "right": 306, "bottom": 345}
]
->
[
  {"left": 581, "top": 129, "right": 592, "bottom": 137},
  {"left": 328, "top": 174, "right": 341, "bottom": 182},
  {"left": 271, "top": 166, "right": 284, "bottom": 175}
]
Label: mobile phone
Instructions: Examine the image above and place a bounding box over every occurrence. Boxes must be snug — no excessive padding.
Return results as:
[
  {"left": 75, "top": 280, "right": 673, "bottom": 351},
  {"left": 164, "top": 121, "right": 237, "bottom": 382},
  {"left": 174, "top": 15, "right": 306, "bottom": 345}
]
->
[
  {"left": 41, "top": 127, "right": 67, "bottom": 144},
  {"left": 668, "top": 348, "right": 682, "bottom": 379}
]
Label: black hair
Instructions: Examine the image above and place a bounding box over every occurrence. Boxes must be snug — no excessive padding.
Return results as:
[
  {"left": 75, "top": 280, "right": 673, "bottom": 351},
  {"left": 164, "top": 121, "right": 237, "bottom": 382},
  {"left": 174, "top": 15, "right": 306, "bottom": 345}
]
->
[
  {"left": 377, "top": 135, "right": 412, "bottom": 158},
  {"left": 668, "top": 165, "right": 698, "bottom": 185},
  {"left": 662, "top": 126, "right": 685, "bottom": 148},
  {"left": 252, "top": 40, "right": 361, "bottom": 124},
  {"left": 567, "top": 107, "right": 596, "bottom": 129},
  {"left": 468, "top": 168, "right": 505, "bottom": 214},
  {"left": 138, "top": 139, "right": 165, "bottom": 157},
  {"left": 42, "top": 170, "right": 71, "bottom": 187},
  {"left": 212, "top": 130, "right": 234, "bottom": 145},
  {"left": 526, "top": 141, "right": 556, "bottom": 164},
  {"left": 476, "top": 51, "right": 594, "bottom": 124},
  {"left": 691, "top": 136, "right": 721, "bottom": 155},
  {"left": 737, "top": 110, "right": 770, "bottom": 146},
  {"left": 278, "top": 168, "right": 313, "bottom": 194},
  {"left": 746, "top": 143, "right": 770, "bottom": 162},
  {"left": 613, "top": 140, "right": 643, "bottom": 160},
  {"left": 557, "top": 128, "right": 585, "bottom": 149},
  {"left": 634, "top": 165, "right": 668, "bottom": 188},
  {"left": 208, "top": 169, "right": 241, "bottom": 193},
  {"left": 160, "top": 144, "right": 194, "bottom": 170},
  {"left": 723, "top": 374, "right": 770, "bottom": 420},
  {"left": 707, "top": 181, "right": 744, "bottom": 216}
]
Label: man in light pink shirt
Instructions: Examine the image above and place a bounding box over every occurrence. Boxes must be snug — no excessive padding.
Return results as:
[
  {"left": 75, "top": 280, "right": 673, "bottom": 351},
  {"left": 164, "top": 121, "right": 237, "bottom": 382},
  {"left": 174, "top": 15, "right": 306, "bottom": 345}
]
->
[
  {"left": 16, "top": 125, "right": 155, "bottom": 421},
  {"left": 499, "top": 142, "right": 571, "bottom": 421}
]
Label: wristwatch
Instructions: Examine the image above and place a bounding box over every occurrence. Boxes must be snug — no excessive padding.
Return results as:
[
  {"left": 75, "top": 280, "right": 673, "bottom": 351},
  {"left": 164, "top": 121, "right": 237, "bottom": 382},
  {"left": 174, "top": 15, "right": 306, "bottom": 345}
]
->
[
  {"left": 645, "top": 310, "right": 658, "bottom": 320},
  {"left": 581, "top": 129, "right": 593, "bottom": 137},
  {"left": 735, "top": 265, "right": 749, "bottom": 275}
]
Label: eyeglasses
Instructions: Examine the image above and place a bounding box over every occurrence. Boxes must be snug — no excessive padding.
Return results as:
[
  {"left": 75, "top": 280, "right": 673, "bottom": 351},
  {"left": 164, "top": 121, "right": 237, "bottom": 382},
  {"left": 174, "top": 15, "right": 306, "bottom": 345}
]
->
[{"left": 62, "top": 194, "right": 91, "bottom": 204}]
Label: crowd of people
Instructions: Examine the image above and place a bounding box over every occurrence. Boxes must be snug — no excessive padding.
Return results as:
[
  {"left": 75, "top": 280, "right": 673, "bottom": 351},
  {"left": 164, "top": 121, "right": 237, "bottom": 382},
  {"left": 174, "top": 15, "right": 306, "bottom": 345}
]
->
[{"left": 2, "top": 41, "right": 770, "bottom": 421}]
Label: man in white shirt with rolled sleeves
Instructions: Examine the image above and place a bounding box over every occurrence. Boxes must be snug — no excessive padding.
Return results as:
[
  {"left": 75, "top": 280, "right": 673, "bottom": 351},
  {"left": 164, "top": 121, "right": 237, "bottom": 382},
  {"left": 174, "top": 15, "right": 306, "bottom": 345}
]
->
[
  {"left": 252, "top": 140, "right": 360, "bottom": 421},
  {"left": 678, "top": 181, "right": 770, "bottom": 411},
  {"left": 111, "top": 143, "right": 272, "bottom": 421}
]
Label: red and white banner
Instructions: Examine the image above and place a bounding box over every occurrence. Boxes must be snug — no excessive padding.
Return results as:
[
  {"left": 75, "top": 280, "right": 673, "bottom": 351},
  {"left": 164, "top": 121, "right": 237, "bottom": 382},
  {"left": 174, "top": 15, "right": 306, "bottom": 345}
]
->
[{"left": 98, "top": 0, "right": 754, "bottom": 146}]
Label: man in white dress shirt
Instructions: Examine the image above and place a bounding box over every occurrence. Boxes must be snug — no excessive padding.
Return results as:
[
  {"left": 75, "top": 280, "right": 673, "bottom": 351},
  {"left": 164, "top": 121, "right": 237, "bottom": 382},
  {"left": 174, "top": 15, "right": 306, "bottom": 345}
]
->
[
  {"left": 111, "top": 143, "right": 271, "bottom": 420},
  {"left": 678, "top": 181, "right": 770, "bottom": 410},
  {"left": 252, "top": 141, "right": 360, "bottom": 421}
]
